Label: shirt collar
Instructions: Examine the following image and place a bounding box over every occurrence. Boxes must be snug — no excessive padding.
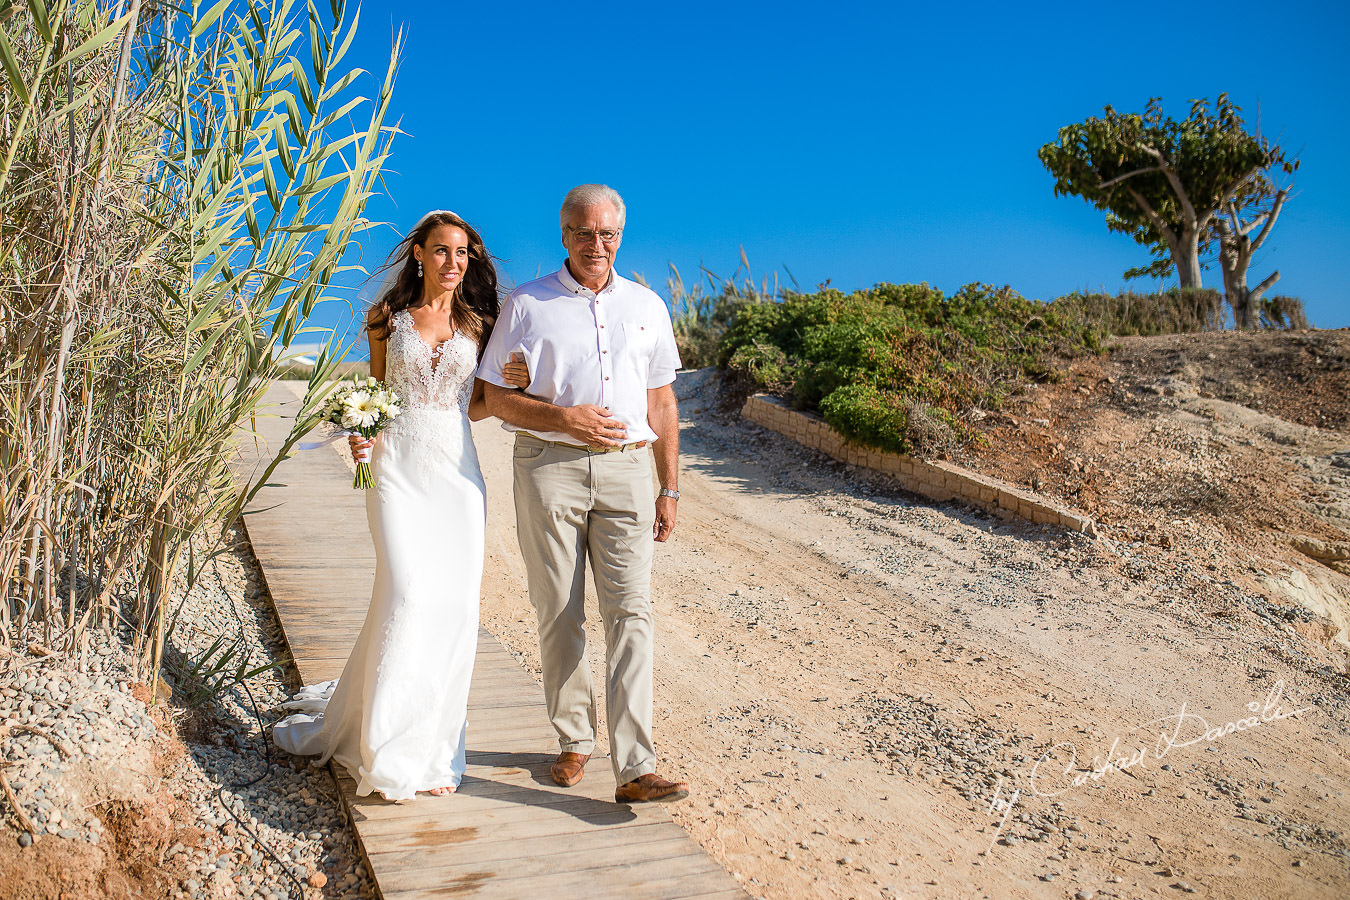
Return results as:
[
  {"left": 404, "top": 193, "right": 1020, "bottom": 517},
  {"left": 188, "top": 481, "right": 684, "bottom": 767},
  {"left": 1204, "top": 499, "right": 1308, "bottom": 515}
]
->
[{"left": 558, "top": 260, "right": 615, "bottom": 297}]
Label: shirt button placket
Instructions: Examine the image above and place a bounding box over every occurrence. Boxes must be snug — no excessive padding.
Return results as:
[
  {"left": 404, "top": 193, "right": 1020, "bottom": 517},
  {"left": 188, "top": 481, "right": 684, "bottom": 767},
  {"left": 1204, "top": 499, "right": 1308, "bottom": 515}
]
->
[{"left": 594, "top": 296, "right": 610, "bottom": 408}]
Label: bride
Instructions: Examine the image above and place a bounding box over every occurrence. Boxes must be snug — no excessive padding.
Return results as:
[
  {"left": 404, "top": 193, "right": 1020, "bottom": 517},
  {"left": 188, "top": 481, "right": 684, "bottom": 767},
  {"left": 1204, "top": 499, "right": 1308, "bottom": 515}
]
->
[{"left": 274, "top": 210, "right": 528, "bottom": 799}]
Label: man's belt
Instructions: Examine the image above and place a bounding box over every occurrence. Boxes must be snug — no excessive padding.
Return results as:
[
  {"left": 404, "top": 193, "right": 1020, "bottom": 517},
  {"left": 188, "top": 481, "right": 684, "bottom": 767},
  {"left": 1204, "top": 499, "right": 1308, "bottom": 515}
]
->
[{"left": 518, "top": 432, "right": 648, "bottom": 453}]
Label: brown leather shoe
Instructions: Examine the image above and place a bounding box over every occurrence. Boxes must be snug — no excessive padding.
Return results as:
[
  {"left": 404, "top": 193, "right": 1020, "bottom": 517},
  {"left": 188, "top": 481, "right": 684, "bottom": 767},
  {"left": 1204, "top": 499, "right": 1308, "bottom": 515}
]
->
[
  {"left": 550, "top": 752, "right": 589, "bottom": 787},
  {"left": 614, "top": 773, "right": 690, "bottom": 804}
]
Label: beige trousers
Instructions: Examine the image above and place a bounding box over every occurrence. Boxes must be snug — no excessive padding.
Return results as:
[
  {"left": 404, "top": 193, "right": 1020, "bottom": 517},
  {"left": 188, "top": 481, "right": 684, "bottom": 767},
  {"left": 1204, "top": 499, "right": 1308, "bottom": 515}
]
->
[{"left": 511, "top": 433, "right": 657, "bottom": 785}]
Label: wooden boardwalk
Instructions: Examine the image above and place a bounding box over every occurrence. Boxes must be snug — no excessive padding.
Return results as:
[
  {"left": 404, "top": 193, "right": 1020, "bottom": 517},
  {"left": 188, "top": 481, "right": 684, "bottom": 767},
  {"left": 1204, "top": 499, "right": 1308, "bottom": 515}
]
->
[{"left": 237, "top": 382, "right": 743, "bottom": 900}]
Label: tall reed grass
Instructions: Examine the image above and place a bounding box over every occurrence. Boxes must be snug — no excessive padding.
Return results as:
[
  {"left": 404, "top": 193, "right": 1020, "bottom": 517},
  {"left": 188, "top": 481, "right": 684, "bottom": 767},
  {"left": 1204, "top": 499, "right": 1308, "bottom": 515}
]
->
[
  {"left": 0, "top": 0, "right": 399, "bottom": 681},
  {"left": 666, "top": 247, "right": 781, "bottom": 368}
]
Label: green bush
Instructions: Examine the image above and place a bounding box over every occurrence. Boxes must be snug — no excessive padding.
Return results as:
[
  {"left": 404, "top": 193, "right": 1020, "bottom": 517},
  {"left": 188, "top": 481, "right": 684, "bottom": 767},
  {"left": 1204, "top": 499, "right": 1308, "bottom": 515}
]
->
[
  {"left": 718, "top": 282, "right": 1103, "bottom": 455},
  {"left": 716, "top": 279, "right": 1311, "bottom": 457},
  {"left": 726, "top": 341, "right": 793, "bottom": 391},
  {"left": 717, "top": 294, "right": 794, "bottom": 366},
  {"left": 819, "top": 384, "right": 910, "bottom": 453},
  {"left": 672, "top": 286, "right": 754, "bottom": 368}
]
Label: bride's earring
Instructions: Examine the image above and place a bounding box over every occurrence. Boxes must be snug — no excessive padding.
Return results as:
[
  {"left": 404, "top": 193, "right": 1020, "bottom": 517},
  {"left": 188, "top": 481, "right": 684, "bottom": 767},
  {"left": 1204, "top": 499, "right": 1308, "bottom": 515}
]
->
[{"left": 417, "top": 260, "right": 423, "bottom": 277}]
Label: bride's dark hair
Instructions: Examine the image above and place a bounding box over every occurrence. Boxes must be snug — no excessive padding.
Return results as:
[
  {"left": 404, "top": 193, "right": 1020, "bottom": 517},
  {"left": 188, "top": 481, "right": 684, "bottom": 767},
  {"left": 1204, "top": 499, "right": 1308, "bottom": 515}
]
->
[{"left": 366, "top": 211, "right": 500, "bottom": 352}]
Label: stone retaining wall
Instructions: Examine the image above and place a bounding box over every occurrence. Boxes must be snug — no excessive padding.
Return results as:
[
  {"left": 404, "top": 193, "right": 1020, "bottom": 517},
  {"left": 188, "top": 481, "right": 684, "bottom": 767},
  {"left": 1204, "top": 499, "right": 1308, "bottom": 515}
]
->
[{"left": 742, "top": 394, "right": 1096, "bottom": 535}]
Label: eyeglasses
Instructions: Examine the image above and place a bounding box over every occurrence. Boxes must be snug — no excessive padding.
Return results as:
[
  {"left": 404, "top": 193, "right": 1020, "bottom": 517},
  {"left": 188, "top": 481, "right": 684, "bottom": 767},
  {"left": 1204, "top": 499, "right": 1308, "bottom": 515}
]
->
[{"left": 566, "top": 227, "right": 622, "bottom": 245}]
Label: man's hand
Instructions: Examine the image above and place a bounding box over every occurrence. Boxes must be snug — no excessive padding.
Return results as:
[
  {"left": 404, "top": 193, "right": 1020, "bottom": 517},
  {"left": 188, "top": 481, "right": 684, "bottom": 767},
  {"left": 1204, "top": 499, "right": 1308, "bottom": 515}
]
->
[
  {"left": 647, "top": 383, "right": 679, "bottom": 542},
  {"left": 501, "top": 351, "right": 531, "bottom": 390},
  {"left": 654, "top": 495, "right": 677, "bottom": 542},
  {"left": 561, "top": 404, "right": 627, "bottom": 448}
]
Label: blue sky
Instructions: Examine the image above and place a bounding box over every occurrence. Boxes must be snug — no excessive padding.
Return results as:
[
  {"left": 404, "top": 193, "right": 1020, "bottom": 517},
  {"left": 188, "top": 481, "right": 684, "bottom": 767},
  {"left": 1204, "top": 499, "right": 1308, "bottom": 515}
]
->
[{"left": 309, "top": 0, "right": 1349, "bottom": 353}]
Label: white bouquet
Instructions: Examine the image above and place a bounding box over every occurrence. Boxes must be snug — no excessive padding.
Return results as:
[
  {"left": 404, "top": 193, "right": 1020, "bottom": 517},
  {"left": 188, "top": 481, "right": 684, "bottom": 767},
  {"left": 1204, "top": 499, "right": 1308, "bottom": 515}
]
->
[{"left": 319, "top": 377, "right": 402, "bottom": 489}]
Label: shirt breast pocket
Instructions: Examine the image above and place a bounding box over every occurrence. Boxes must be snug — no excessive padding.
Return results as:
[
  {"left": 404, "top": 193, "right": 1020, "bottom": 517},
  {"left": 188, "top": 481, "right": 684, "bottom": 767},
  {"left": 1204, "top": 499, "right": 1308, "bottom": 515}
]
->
[{"left": 620, "top": 321, "right": 656, "bottom": 371}]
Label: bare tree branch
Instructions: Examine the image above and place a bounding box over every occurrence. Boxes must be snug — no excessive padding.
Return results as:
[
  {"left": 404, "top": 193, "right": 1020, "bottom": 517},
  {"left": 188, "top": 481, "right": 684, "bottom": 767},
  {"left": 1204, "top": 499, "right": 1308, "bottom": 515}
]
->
[
  {"left": 1215, "top": 164, "right": 1265, "bottom": 218},
  {"left": 1249, "top": 189, "right": 1287, "bottom": 253},
  {"left": 1095, "top": 165, "right": 1164, "bottom": 191},
  {"left": 1251, "top": 270, "right": 1281, "bottom": 303},
  {"left": 1238, "top": 213, "right": 1268, "bottom": 237},
  {"left": 1135, "top": 143, "right": 1198, "bottom": 227},
  {"left": 1126, "top": 186, "right": 1180, "bottom": 250}
]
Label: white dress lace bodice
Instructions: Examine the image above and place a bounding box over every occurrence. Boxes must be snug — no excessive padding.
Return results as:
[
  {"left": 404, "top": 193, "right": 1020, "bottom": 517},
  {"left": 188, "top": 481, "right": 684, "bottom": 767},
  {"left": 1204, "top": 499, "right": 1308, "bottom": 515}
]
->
[{"left": 384, "top": 309, "right": 476, "bottom": 414}]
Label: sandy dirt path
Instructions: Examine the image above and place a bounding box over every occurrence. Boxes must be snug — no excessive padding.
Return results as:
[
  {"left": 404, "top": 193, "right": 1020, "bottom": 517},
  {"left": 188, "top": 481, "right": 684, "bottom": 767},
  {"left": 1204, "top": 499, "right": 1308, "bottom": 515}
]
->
[{"left": 470, "top": 371, "right": 1349, "bottom": 900}]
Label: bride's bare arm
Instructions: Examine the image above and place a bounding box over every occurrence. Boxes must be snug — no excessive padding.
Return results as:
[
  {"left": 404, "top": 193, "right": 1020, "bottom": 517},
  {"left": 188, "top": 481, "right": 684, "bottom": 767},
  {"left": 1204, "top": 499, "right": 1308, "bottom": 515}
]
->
[
  {"left": 467, "top": 379, "right": 489, "bottom": 422},
  {"left": 471, "top": 353, "right": 529, "bottom": 421},
  {"left": 368, "top": 326, "right": 387, "bottom": 381}
]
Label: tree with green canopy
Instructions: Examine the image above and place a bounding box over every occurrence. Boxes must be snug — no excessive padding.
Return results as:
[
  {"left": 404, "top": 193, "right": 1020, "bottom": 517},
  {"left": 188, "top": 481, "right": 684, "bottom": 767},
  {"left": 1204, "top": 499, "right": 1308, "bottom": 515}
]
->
[{"left": 1039, "top": 95, "right": 1294, "bottom": 311}]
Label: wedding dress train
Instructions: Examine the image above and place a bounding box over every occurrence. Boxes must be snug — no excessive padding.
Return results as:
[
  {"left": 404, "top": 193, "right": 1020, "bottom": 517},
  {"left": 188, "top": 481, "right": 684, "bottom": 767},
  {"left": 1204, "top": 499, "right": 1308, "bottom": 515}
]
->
[{"left": 274, "top": 309, "right": 485, "bottom": 800}]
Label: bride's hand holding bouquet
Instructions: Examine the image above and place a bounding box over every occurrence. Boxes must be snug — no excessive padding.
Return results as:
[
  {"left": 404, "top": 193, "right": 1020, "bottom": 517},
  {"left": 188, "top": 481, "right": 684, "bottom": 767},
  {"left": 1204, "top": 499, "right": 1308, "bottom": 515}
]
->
[{"left": 318, "top": 377, "right": 401, "bottom": 489}]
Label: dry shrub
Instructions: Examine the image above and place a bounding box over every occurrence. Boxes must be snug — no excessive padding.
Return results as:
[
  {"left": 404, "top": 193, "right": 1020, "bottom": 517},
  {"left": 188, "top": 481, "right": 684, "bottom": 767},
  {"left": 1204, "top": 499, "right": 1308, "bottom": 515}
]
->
[
  {"left": 1261, "top": 296, "right": 1310, "bottom": 330},
  {"left": 1052, "top": 288, "right": 1227, "bottom": 336},
  {"left": 904, "top": 399, "right": 958, "bottom": 458}
]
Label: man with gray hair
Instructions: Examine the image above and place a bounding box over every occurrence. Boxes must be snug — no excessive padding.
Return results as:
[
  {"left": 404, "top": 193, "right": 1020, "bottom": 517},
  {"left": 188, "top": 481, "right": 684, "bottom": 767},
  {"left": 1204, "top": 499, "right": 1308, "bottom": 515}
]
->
[{"left": 477, "top": 184, "right": 689, "bottom": 804}]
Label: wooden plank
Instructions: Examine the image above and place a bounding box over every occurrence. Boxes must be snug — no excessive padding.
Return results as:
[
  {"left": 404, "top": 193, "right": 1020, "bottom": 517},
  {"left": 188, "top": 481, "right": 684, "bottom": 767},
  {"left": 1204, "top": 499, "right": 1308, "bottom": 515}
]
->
[
  {"left": 466, "top": 669, "right": 538, "bottom": 686},
  {"left": 293, "top": 663, "right": 347, "bottom": 684},
  {"left": 382, "top": 865, "right": 735, "bottom": 900},
  {"left": 467, "top": 679, "right": 543, "bottom": 695},
  {"left": 355, "top": 812, "right": 684, "bottom": 854},
  {"left": 361, "top": 820, "right": 682, "bottom": 870},
  {"left": 377, "top": 836, "right": 707, "bottom": 891},
  {"left": 460, "top": 726, "right": 554, "bottom": 746},
  {"left": 345, "top": 784, "right": 673, "bottom": 825},
  {"left": 235, "top": 382, "right": 743, "bottom": 899}
]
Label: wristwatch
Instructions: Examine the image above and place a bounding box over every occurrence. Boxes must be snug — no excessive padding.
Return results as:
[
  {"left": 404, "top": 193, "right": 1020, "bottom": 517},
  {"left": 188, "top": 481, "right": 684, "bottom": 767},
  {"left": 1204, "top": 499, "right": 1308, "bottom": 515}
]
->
[{"left": 658, "top": 488, "right": 680, "bottom": 501}]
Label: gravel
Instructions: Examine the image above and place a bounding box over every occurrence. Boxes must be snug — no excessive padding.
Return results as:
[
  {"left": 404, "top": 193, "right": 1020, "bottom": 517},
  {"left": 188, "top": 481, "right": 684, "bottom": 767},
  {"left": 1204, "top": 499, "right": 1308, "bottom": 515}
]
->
[{"left": 0, "top": 524, "right": 377, "bottom": 899}]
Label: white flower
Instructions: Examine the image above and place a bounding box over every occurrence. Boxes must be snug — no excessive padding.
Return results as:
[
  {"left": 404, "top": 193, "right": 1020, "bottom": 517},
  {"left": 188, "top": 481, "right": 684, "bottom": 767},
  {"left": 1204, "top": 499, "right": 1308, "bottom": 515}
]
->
[
  {"left": 344, "top": 391, "right": 381, "bottom": 429},
  {"left": 323, "top": 379, "right": 399, "bottom": 435}
]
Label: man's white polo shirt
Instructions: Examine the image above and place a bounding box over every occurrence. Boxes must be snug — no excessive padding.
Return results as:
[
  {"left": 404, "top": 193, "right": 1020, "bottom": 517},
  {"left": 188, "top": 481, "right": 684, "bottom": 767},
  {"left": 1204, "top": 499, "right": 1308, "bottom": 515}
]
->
[{"left": 477, "top": 264, "right": 681, "bottom": 444}]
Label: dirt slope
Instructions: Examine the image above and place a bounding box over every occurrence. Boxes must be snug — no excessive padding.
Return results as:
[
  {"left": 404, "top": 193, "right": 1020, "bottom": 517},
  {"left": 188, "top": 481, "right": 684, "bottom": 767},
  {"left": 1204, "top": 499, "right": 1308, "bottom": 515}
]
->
[
  {"left": 956, "top": 329, "right": 1350, "bottom": 659},
  {"left": 471, "top": 336, "right": 1350, "bottom": 900}
]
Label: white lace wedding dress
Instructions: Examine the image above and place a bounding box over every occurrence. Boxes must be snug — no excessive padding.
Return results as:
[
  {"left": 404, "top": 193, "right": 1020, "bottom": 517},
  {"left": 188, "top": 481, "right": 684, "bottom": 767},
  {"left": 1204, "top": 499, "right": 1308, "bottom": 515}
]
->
[{"left": 273, "top": 309, "right": 485, "bottom": 800}]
